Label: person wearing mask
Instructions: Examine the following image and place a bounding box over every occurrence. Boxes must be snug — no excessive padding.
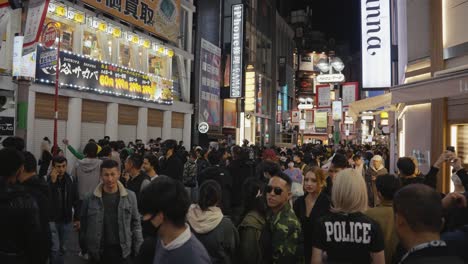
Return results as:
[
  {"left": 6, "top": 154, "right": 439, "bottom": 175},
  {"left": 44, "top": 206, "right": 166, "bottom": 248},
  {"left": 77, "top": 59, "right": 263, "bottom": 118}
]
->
[
  {"left": 284, "top": 160, "right": 304, "bottom": 200},
  {"left": 293, "top": 152, "right": 310, "bottom": 176},
  {"left": 293, "top": 167, "right": 331, "bottom": 263},
  {"left": 80, "top": 159, "right": 143, "bottom": 263},
  {"left": 366, "top": 155, "right": 388, "bottom": 207},
  {"left": 238, "top": 178, "right": 267, "bottom": 264},
  {"left": 47, "top": 156, "right": 80, "bottom": 264},
  {"left": 159, "top": 139, "right": 184, "bottom": 182},
  {"left": 17, "top": 151, "right": 50, "bottom": 264},
  {"left": 0, "top": 148, "right": 42, "bottom": 264},
  {"left": 38, "top": 137, "right": 53, "bottom": 179},
  {"left": 142, "top": 153, "right": 159, "bottom": 181},
  {"left": 183, "top": 150, "right": 198, "bottom": 202},
  {"left": 365, "top": 174, "right": 401, "bottom": 264},
  {"left": 123, "top": 154, "right": 150, "bottom": 201},
  {"left": 187, "top": 180, "right": 239, "bottom": 264},
  {"left": 311, "top": 169, "right": 385, "bottom": 264},
  {"left": 265, "top": 172, "right": 304, "bottom": 264},
  {"left": 137, "top": 176, "right": 211, "bottom": 264},
  {"left": 393, "top": 184, "right": 464, "bottom": 264},
  {"left": 198, "top": 150, "right": 233, "bottom": 216},
  {"left": 353, "top": 153, "right": 366, "bottom": 178}
]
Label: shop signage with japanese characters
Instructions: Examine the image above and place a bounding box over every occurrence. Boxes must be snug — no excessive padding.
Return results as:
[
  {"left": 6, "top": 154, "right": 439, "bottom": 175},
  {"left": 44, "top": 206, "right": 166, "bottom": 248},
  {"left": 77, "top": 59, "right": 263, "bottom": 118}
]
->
[
  {"left": 342, "top": 82, "right": 359, "bottom": 106},
  {"left": 82, "top": 0, "right": 180, "bottom": 43},
  {"left": 316, "top": 84, "right": 331, "bottom": 108},
  {"left": 230, "top": 4, "right": 244, "bottom": 98},
  {"left": 35, "top": 46, "right": 173, "bottom": 104}
]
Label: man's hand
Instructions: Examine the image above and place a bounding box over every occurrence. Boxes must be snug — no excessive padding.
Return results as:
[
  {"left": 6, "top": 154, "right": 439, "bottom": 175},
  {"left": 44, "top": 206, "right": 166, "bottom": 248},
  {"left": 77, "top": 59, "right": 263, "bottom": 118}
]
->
[
  {"left": 73, "top": 221, "right": 80, "bottom": 231},
  {"left": 50, "top": 168, "right": 58, "bottom": 183},
  {"left": 450, "top": 157, "right": 463, "bottom": 172},
  {"left": 434, "top": 151, "right": 451, "bottom": 169},
  {"left": 442, "top": 192, "right": 467, "bottom": 209}
]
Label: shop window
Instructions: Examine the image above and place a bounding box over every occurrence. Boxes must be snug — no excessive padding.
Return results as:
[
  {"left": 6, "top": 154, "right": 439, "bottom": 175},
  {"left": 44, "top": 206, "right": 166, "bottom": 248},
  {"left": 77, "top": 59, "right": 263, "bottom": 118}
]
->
[
  {"left": 82, "top": 31, "right": 105, "bottom": 60},
  {"left": 119, "top": 42, "right": 131, "bottom": 67},
  {"left": 148, "top": 52, "right": 168, "bottom": 77},
  {"left": 44, "top": 17, "right": 74, "bottom": 52}
]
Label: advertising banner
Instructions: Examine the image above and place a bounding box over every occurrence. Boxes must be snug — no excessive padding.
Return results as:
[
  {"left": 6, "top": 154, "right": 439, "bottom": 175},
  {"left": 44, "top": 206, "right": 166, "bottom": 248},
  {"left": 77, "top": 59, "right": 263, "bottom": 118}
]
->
[
  {"left": 316, "top": 84, "right": 331, "bottom": 108},
  {"left": 299, "top": 52, "right": 327, "bottom": 72},
  {"left": 23, "top": 0, "right": 50, "bottom": 53},
  {"left": 230, "top": 4, "right": 244, "bottom": 98},
  {"left": 361, "top": 0, "right": 391, "bottom": 88},
  {"left": 342, "top": 82, "right": 359, "bottom": 106},
  {"left": 35, "top": 46, "right": 173, "bottom": 104},
  {"left": 199, "top": 38, "right": 221, "bottom": 127},
  {"left": 82, "top": 0, "right": 180, "bottom": 43},
  {"left": 0, "top": 116, "right": 14, "bottom": 136},
  {"left": 223, "top": 99, "right": 237, "bottom": 128},
  {"left": 315, "top": 110, "right": 328, "bottom": 133},
  {"left": 332, "top": 101, "right": 343, "bottom": 121},
  {"left": 299, "top": 77, "right": 314, "bottom": 95}
]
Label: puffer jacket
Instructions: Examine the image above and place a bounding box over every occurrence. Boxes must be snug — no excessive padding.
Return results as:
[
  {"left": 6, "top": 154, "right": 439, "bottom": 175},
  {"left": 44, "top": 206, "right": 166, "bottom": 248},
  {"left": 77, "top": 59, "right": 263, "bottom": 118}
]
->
[
  {"left": 0, "top": 184, "right": 42, "bottom": 264},
  {"left": 80, "top": 181, "right": 143, "bottom": 260}
]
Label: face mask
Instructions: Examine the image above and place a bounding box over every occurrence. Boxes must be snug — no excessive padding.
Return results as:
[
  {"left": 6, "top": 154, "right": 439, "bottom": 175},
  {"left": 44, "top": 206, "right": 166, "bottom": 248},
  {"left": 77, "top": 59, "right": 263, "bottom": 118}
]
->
[
  {"left": 288, "top": 162, "right": 294, "bottom": 168},
  {"left": 142, "top": 218, "right": 160, "bottom": 237}
]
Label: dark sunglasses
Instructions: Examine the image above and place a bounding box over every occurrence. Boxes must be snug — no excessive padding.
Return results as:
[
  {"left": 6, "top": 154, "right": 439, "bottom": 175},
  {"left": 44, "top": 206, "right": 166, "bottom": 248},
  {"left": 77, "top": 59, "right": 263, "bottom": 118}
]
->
[{"left": 265, "top": 185, "right": 283, "bottom": 195}]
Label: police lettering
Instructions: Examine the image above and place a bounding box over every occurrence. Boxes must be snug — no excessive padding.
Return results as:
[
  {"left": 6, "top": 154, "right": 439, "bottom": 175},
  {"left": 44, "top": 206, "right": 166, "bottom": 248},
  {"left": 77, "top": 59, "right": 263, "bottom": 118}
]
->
[{"left": 324, "top": 221, "right": 371, "bottom": 244}]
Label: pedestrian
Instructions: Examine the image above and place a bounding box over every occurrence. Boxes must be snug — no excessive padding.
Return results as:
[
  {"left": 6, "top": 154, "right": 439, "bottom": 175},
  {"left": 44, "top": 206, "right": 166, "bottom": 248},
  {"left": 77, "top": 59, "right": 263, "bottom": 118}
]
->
[
  {"left": 284, "top": 160, "right": 304, "bottom": 200},
  {"left": 187, "top": 180, "right": 239, "bottom": 264},
  {"left": 293, "top": 167, "right": 330, "bottom": 264},
  {"left": 142, "top": 153, "right": 159, "bottom": 181},
  {"left": 137, "top": 176, "right": 212, "bottom": 264},
  {"left": 365, "top": 174, "right": 401, "bottom": 264},
  {"left": 38, "top": 137, "right": 53, "bottom": 179},
  {"left": 73, "top": 142, "right": 103, "bottom": 201},
  {"left": 393, "top": 184, "right": 464, "bottom": 264},
  {"left": 109, "top": 141, "right": 122, "bottom": 169},
  {"left": 396, "top": 151, "right": 449, "bottom": 189},
  {"left": 183, "top": 150, "right": 198, "bottom": 202},
  {"left": 264, "top": 172, "right": 304, "bottom": 263},
  {"left": 323, "top": 153, "right": 348, "bottom": 197},
  {"left": 366, "top": 155, "right": 388, "bottom": 207},
  {"left": 311, "top": 169, "right": 385, "bottom": 264},
  {"left": 238, "top": 178, "right": 267, "bottom": 264},
  {"left": 80, "top": 159, "right": 143, "bottom": 264},
  {"left": 293, "top": 152, "right": 310, "bottom": 176},
  {"left": 47, "top": 156, "right": 80, "bottom": 264},
  {"left": 123, "top": 154, "right": 150, "bottom": 201},
  {"left": 159, "top": 139, "right": 184, "bottom": 181},
  {"left": 0, "top": 148, "right": 42, "bottom": 264}
]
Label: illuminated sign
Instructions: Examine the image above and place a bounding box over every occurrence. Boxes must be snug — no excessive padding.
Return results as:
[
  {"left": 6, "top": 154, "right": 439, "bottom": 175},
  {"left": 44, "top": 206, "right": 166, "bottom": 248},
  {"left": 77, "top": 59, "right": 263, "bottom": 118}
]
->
[
  {"left": 332, "top": 101, "right": 343, "bottom": 121},
  {"left": 244, "top": 70, "right": 255, "bottom": 112},
  {"left": 316, "top": 73, "right": 345, "bottom": 83},
  {"left": 230, "top": 4, "right": 244, "bottom": 98},
  {"left": 361, "top": 0, "right": 391, "bottom": 88}
]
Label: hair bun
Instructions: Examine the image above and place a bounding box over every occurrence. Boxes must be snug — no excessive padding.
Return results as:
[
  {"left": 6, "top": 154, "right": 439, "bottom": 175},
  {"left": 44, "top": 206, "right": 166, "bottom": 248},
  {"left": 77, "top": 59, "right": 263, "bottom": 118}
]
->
[{"left": 43, "top": 137, "right": 49, "bottom": 141}]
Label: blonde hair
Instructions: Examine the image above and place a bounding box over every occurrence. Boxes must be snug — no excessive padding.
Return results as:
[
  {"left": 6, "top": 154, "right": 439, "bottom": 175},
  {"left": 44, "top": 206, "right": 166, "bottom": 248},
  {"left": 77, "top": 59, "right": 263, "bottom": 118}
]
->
[{"left": 331, "top": 168, "right": 368, "bottom": 213}]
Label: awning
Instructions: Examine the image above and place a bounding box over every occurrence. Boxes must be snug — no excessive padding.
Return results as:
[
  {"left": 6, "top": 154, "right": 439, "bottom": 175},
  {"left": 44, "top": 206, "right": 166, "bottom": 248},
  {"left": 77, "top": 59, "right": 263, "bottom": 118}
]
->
[
  {"left": 348, "top": 93, "right": 395, "bottom": 121},
  {"left": 391, "top": 71, "right": 468, "bottom": 104}
]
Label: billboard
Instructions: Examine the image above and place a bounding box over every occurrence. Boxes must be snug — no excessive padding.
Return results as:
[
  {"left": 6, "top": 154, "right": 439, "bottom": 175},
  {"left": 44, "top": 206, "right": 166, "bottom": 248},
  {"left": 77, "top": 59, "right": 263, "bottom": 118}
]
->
[
  {"left": 299, "top": 52, "right": 327, "bottom": 72},
  {"left": 316, "top": 84, "right": 331, "bottom": 108},
  {"left": 230, "top": 4, "right": 244, "bottom": 98},
  {"left": 82, "top": 0, "right": 180, "bottom": 43},
  {"left": 198, "top": 38, "right": 221, "bottom": 127},
  {"left": 361, "top": 0, "right": 391, "bottom": 88}
]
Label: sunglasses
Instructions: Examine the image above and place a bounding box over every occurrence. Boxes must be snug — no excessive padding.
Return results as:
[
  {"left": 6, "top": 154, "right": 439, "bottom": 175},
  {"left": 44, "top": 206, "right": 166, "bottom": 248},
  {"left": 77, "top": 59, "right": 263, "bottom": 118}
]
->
[{"left": 265, "top": 185, "right": 283, "bottom": 195}]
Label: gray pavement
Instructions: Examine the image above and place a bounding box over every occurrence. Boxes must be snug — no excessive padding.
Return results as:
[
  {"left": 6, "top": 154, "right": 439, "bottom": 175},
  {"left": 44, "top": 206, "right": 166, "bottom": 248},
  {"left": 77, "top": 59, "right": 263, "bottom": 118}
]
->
[{"left": 64, "top": 230, "right": 87, "bottom": 264}]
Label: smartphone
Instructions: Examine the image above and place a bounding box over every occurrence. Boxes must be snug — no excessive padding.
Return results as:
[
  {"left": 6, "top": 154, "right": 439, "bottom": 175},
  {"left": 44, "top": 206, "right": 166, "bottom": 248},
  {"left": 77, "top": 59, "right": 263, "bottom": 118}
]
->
[{"left": 447, "top": 146, "right": 456, "bottom": 153}]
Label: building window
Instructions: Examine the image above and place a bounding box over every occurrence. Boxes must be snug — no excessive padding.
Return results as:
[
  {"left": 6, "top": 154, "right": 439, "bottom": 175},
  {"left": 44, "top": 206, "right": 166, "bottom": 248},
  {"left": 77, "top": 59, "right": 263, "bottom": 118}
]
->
[
  {"left": 82, "top": 31, "right": 105, "bottom": 60},
  {"left": 148, "top": 52, "right": 168, "bottom": 77},
  {"left": 119, "top": 42, "right": 131, "bottom": 67}
]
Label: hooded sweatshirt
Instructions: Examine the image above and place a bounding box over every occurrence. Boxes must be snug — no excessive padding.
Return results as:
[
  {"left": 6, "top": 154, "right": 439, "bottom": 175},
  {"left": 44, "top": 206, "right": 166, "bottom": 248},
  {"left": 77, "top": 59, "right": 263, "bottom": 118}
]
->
[
  {"left": 73, "top": 158, "right": 102, "bottom": 200},
  {"left": 187, "top": 204, "right": 239, "bottom": 264}
]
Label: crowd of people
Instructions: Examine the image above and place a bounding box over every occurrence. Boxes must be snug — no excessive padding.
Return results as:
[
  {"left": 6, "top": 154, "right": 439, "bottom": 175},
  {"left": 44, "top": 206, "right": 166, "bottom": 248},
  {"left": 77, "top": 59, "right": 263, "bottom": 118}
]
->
[{"left": 0, "top": 135, "right": 467, "bottom": 264}]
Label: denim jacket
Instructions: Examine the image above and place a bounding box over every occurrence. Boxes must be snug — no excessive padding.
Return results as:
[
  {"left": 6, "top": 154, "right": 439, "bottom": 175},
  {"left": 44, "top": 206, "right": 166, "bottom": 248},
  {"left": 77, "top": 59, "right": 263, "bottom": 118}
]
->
[{"left": 80, "top": 181, "right": 143, "bottom": 260}]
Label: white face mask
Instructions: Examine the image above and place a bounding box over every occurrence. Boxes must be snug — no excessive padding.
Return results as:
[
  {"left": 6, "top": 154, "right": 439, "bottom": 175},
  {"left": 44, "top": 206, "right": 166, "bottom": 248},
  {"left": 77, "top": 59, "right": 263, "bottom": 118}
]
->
[{"left": 288, "top": 162, "right": 294, "bottom": 168}]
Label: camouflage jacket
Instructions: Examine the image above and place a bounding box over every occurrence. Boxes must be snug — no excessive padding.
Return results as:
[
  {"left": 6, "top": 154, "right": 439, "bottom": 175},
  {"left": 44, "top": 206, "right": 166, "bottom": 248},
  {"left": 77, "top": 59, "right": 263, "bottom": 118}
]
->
[{"left": 267, "top": 203, "right": 304, "bottom": 264}]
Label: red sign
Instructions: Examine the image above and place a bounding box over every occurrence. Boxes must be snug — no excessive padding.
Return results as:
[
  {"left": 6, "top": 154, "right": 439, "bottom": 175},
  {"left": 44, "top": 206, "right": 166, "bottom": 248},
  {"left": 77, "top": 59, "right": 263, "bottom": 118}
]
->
[{"left": 41, "top": 25, "right": 57, "bottom": 48}]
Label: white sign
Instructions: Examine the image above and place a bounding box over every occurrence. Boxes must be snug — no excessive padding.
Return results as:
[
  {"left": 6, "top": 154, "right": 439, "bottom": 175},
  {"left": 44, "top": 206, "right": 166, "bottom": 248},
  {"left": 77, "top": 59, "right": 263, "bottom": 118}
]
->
[
  {"left": 23, "top": 0, "right": 50, "bottom": 51},
  {"left": 316, "top": 73, "right": 345, "bottom": 83},
  {"left": 12, "top": 36, "right": 24, "bottom": 77},
  {"left": 298, "top": 103, "right": 313, "bottom": 110},
  {"left": 344, "top": 116, "right": 354, "bottom": 124},
  {"left": 230, "top": 4, "right": 244, "bottom": 98},
  {"left": 198, "top": 122, "right": 209, "bottom": 134},
  {"left": 361, "top": 115, "right": 374, "bottom": 120},
  {"left": 299, "top": 119, "right": 306, "bottom": 130},
  {"left": 342, "top": 82, "right": 358, "bottom": 106},
  {"left": 361, "top": 0, "right": 391, "bottom": 88},
  {"left": 345, "top": 130, "right": 350, "bottom": 136},
  {"left": 316, "top": 85, "right": 331, "bottom": 108},
  {"left": 332, "top": 101, "right": 343, "bottom": 121}
]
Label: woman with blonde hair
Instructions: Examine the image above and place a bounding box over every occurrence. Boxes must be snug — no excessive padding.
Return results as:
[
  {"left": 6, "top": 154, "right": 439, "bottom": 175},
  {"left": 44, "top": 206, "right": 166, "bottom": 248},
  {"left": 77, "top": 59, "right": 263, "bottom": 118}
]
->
[
  {"left": 311, "top": 168, "right": 385, "bottom": 264},
  {"left": 293, "top": 167, "right": 330, "bottom": 264}
]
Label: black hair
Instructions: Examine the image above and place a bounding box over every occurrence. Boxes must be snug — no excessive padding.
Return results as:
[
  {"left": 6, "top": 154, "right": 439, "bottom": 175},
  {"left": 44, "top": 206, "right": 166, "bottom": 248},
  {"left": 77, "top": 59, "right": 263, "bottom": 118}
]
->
[
  {"left": 198, "top": 180, "right": 222, "bottom": 211},
  {"left": 242, "top": 178, "right": 267, "bottom": 217},
  {"left": 0, "top": 148, "right": 24, "bottom": 179},
  {"left": 104, "top": 136, "right": 110, "bottom": 140},
  {"left": 43, "top": 137, "right": 51, "bottom": 144},
  {"left": 293, "top": 152, "right": 304, "bottom": 159},
  {"left": 83, "top": 143, "right": 98, "bottom": 158},
  {"left": 23, "top": 151, "right": 37, "bottom": 173},
  {"left": 98, "top": 146, "right": 112, "bottom": 158},
  {"left": 208, "top": 149, "right": 224, "bottom": 165},
  {"left": 100, "top": 159, "right": 119, "bottom": 171},
  {"left": 272, "top": 172, "right": 292, "bottom": 188},
  {"left": 393, "top": 184, "right": 443, "bottom": 233},
  {"left": 2, "top": 136, "right": 25, "bottom": 151},
  {"left": 139, "top": 176, "right": 190, "bottom": 227},
  {"left": 52, "top": 156, "right": 67, "bottom": 166},
  {"left": 375, "top": 174, "right": 401, "bottom": 200},
  {"left": 352, "top": 154, "right": 362, "bottom": 161},
  {"left": 127, "top": 154, "right": 143, "bottom": 169},
  {"left": 109, "top": 141, "right": 119, "bottom": 151},
  {"left": 189, "top": 150, "right": 198, "bottom": 159},
  {"left": 332, "top": 153, "right": 348, "bottom": 169},
  {"left": 162, "top": 139, "right": 177, "bottom": 150},
  {"left": 263, "top": 160, "right": 282, "bottom": 176},
  {"left": 144, "top": 153, "right": 159, "bottom": 172},
  {"left": 397, "top": 157, "right": 416, "bottom": 176}
]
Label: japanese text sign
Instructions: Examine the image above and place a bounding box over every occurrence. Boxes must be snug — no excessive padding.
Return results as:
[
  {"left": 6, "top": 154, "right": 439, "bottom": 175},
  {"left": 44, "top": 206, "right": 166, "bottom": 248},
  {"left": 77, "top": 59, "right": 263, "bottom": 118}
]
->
[{"left": 230, "top": 4, "right": 244, "bottom": 98}]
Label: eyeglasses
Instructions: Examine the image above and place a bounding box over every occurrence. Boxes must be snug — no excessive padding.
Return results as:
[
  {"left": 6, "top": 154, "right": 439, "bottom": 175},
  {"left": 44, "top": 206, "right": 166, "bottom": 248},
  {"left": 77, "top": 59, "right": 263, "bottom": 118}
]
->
[{"left": 265, "top": 185, "right": 283, "bottom": 195}]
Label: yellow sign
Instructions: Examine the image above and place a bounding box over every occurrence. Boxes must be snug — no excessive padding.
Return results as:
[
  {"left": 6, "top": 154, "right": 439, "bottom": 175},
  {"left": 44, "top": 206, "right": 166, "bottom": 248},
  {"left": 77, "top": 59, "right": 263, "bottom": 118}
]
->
[
  {"left": 82, "top": 0, "right": 180, "bottom": 43},
  {"left": 315, "top": 111, "right": 328, "bottom": 128}
]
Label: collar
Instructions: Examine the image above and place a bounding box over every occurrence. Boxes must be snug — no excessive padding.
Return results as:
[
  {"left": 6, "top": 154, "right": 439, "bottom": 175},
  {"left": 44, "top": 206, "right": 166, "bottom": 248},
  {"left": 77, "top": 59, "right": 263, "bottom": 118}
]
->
[
  {"left": 93, "top": 181, "right": 128, "bottom": 198},
  {"left": 398, "top": 240, "right": 446, "bottom": 264},
  {"left": 161, "top": 224, "right": 192, "bottom": 251}
]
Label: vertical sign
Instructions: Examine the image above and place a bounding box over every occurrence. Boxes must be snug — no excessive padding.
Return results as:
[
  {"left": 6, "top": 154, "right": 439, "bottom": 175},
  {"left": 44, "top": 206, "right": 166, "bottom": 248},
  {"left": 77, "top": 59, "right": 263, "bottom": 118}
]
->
[
  {"left": 361, "top": 0, "right": 391, "bottom": 88},
  {"left": 199, "top": 38, "right": 221, "bottom": 127},
  {"left": 332, "top": 100, "right": 343, "bottom": 121},
  {"left": 23, "top": 0, "right": 50, "bottom": 54},
  {"left": 316, "top": 84, "right": 331, "bottom": 108},
  {"left": 230, "top": 4, "right": 243, "bottom": 98},
  {"left": 278, "top": 56, "right": 286, "bottom": 86},
  {"left": 12, "top": 36, "right": 24, "bottom": 77},
  {"left": 341, "top": 82, "right": 359, "bottom": 106}
]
